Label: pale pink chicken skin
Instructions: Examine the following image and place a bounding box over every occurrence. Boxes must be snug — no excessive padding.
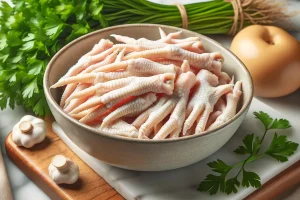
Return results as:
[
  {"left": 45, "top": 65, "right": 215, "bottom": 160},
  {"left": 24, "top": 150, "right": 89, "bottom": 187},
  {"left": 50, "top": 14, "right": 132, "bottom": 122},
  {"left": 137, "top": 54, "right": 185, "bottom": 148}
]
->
[
  {"left": 183, "top": 70, "right": 233, "bottom": 135},
  {"left": 70, "top": 107, "right": 96, "bottom": 120},
  {"left": 137, "top": 70, "right": 196, "bottom": 139},
  {"left": 111, "top": 41, "right": 203, "bottom": 54},
  {"left": 111, "top": 28, "right": 203, "bottom": 53},
  {"left": 205, "top": 97, "right": 226, "bottom": 129},
  {"left": 63, "top": 39, "right": 113, "bottom": 78},
  {"left": 60, "top": 50, "right": 119, "bottom": 107},
  {"left": 214, "top": 97, "right": 226, "bottom": 112},
  {"left": 218, "top": 72, "right": 231, "bottom": 85},
  {"left": 112, "top": 29, "right": 201, "bottom": 45},
  {"left": 68, "top": 76, "right": 136, "bottom": 110},
  {"left": 51, "top": 58, "right": 179, "bottom": 89},
  {"left": 101, "top": 93, "right": 157, "bottom": 127},
  {"left": 124, "top": 46, "right": 223, "bottom": 75},
  {"left": 155, "top": 59, "right": 182, "bottom": 67},
  {"left": 59, "top": 40, "right": 116, "bottom": 107},
  {"left": 92, "top": 58, "right": 180, "bottom": 74},
  {"left": 63, "top": 83, "right": 91, "bottom": 113},
  {"left": 79, "top": 104, "right": 111, "bottom": 123},
  {"left": 80, "top": 48, "right": 119, "bottom": 74},
  {"left": 115, "top": 48, "right": 126, "bottom": 62},
  {"left": 96, "top": 120, "right": 140, "bottom": 138},
  {"left": 69, "top": 73, "right": 175, "bottom": 115},
  {"left": 132, "top": 96, "right": 168, "bottom": 129},
  {"left": 153, "top": 71, "right": 197, "bottom": 139},
  {"left": 53, "top": 29, "right": 243, "bottom": 140},
  {"left": 207, "top": 81, "right": 242, "bottom": 130}
]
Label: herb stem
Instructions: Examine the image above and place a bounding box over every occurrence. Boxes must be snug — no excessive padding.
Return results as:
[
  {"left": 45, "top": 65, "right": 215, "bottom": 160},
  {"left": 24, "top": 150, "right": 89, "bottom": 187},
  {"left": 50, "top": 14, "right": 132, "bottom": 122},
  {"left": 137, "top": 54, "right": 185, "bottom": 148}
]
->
[
  {"left": 260, "top": 129, "right": 268, "bottom": 144},
  {"left": 231, "top": 153, "right": 265, "bottom": 169}
]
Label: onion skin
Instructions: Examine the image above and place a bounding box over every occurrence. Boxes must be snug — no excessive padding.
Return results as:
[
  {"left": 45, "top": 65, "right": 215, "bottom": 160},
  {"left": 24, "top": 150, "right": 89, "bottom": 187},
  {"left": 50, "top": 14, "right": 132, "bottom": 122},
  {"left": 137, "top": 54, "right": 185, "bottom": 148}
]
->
[{"left": 231, "top": 25, "right": 300, "bottom": 98}]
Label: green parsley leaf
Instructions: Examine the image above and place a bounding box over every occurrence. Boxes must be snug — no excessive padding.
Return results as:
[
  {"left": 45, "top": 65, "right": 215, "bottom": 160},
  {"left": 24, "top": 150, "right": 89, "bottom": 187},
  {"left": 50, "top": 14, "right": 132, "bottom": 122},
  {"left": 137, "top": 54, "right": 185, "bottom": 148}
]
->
[
  {"left": 265, "top": 133, "right": 299, "bottom": 162},
  {"left": 9, "top": 72, "right": 17, "bottom": 83},
  {"left": 225, "top": 177, "right": 240, "bottom": 194},
  {"left": 22, "top": 78, "right": 39, "bottom": 98},
  {"left": 269, "top": 119, "right": 291, "bottom": 130},
  {"left": 56, "top": 4, "right": 74, "bottom": 20},
  {"left": 0, "top": 1, "right": 13, "bottom": 19},
  {"left": 22, "top": 33, "right": 35, "bottom": 42},
  {"left": 32, "top": 95, "right": 51, "bottom": 116},
  {"left": 20, "top": 41, "right": 35, "bottom": 51},
  {"left": 234, "top": 134, "right": 260, "bottom": 155},
  {"left": 199, "top": 111, "right": 298, "bottom": 195},
  {"left": 242, "top": 170, "right": 261, "bottom": 188},
  {"left": 6, "top": 31, "right": 23, "bottom": 47},
  {"left": 0, "top": 53, "right": 9, "bottom": 62},
  {"left": 198, "top": 174, "right": 226, "bottom": 195},
  {"left": 44, "top": 14, "right": 64, "bottom": 40},
  {"left": 254, "top": 111, "right": 273, "bottom": 130},
  {"left": 11, "top": 52, "right": 23, "bottom": 63},
  {"left": 90, "top": 1, "right": 104, "bottom": 16},
  {"left": 28, "top": 61, "right": 44, "bottom": 75},
  {"left": 0, "top": 33, "right": 7, "bottom": 50},
  {"left": 208, "top": 159, "right": 232, "bottom": 173}
]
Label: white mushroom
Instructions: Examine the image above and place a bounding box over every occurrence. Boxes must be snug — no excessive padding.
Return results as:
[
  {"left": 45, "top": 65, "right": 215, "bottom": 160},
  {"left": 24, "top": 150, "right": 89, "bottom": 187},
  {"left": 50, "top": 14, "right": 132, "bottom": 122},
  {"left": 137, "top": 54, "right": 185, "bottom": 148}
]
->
[
  {"left": 12, "top": 115, "right": 46, "bottom": 148},
  {"left": 48, "top": 155, "right": 79, "bottom": 184}
]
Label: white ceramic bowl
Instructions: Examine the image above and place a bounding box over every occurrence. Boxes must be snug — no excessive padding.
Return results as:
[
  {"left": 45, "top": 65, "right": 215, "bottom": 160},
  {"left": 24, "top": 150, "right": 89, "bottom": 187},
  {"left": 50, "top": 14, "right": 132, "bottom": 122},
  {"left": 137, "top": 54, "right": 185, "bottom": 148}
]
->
[{"left": 44, "top": 24, "right": 253, "bottom": 171}]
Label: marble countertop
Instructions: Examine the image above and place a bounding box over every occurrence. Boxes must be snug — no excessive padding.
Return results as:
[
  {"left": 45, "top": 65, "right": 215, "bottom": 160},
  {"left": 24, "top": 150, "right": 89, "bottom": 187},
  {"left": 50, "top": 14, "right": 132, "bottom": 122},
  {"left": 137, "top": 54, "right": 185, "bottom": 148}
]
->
[{"left": 0, "top": 0, "right": 300, "bottom": 199}]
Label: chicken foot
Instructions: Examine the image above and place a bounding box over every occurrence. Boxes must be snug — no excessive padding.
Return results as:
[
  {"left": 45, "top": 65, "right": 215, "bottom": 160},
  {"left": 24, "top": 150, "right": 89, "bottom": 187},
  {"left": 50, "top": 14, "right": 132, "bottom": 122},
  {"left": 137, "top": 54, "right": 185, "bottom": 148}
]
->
[
  {"left": 101, "top": 93, "right": 157, "bottom": 127},
  {"left": 124, "top": 46, "right": 223, "bottom": 74},
  {"left": 139, "top": 71, "right": 196, "bottom": 139},
  {"left": 51, "top": 58, "right": 179, "bottom": 88},
  {"left": 207, "top": 81, "right": 242, "bottom": 130},
  {"left": 70, "top": 73, "right": 175, "bottom": 114},
  {"left": 183, "top": 70, "right": 233, "bottom": 135}
]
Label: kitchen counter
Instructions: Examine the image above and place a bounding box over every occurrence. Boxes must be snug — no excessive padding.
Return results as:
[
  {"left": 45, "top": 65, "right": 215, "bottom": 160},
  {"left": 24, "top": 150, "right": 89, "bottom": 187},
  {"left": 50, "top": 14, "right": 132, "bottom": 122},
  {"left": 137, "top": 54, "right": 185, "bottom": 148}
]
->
[{"left": 0, "top": 0, "right": 299, "bottom": 199}]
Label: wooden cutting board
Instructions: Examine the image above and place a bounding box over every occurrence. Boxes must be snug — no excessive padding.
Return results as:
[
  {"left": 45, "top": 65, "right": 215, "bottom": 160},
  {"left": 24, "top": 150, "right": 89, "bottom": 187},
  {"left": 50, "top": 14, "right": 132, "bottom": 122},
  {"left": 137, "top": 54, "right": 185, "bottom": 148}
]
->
[
  {"left": 5, "top": 118, "right": 300, "bottom": 200},
  {"left": 5, "top": 118, "right": 124, "bottom": 200}
]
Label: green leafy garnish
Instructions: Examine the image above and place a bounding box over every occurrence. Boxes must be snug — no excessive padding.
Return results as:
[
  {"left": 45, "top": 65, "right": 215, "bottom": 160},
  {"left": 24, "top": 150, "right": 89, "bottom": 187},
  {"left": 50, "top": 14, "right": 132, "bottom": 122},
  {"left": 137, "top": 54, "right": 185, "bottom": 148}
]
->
[{"left": 198, "top": 111, "right": 298, "bottom": 195}]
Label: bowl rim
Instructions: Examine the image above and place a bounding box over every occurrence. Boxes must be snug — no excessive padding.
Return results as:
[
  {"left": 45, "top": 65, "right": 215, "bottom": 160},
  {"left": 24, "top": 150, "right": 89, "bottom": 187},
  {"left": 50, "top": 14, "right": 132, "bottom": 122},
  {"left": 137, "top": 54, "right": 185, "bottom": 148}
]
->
[{"left": 44, "top": 23, "right": 253, "bottom": 144}]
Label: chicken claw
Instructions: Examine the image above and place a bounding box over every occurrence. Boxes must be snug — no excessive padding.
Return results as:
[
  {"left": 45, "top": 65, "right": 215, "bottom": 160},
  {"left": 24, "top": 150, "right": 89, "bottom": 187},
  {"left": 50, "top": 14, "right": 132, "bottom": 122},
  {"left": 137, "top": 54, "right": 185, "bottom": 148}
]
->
[
  {"left": 207, "top": 81, "right": 242, "bottom": 131},
  {"left": 70, "top": 73, "right": 175, "bottom": 114},
  {"left": 124, "top": 46, "right": 223, "bottom": 74},
  {"left": 115, "top": 48, "right": 126, "bottom": 62},
  {"left": 63, "top": 83, "right": 91, "bottom": 113},
  {"left": 183, "top": 70, "right": 233, "bottom": 135},
  {"left": 101, "top": 93, "right": 157, "bottom": 127},
  {"left": 132, "top": 96, "right": 168, "bottom": 129},
  {"left": 59, "top": 48, "right": 118, "bottom": 107},
  {"left": 52, "top": 59, "right": 179, "bottom": 89},
  {"left": 97, "top": 120, "right": 139, "bottom": 138},
  {"left": 63, "top": 39, "right": 113, "bottom": 78},
  {"left": 153, "top": 72, "right": 196, "bottom": 139},
  {"left": 139, "top": 71, "right": 196, "bottom": 139}
]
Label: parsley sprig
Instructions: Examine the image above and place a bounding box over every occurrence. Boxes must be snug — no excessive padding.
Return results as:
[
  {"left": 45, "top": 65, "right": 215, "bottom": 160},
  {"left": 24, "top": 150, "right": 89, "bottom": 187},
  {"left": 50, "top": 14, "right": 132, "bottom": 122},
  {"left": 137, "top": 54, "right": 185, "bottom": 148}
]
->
[{"left": 198, "top": 111, "right": 298, "bottom": 195}]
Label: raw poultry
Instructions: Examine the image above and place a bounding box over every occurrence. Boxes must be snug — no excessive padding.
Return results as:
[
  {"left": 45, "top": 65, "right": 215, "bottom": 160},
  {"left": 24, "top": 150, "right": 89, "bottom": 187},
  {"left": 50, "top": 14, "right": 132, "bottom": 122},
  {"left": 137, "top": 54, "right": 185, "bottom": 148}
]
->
[{"left": 51, "top": 28, "right": 242, "bottom": 139}]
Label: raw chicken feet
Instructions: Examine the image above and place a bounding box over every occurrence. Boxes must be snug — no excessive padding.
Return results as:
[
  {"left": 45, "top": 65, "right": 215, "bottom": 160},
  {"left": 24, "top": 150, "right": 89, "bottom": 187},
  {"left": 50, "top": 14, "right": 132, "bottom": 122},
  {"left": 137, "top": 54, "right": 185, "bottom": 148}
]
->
[
  {"left": 207, "top": 81, "right": 242, "bottom": 130},
  {"left": 183, "top": 70, "right": 233, "bottom": 135},
  {"left": 139, "top": 71, "right": 196, "bottom": 139}
]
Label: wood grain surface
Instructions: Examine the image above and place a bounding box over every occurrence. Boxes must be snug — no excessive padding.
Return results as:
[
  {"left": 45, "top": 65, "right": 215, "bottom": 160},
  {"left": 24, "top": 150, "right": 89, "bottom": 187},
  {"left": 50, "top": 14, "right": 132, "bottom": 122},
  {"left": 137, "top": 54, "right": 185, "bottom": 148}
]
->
[
  {"left": 5, "top": 118, "right": 300, "bottom": 200},
  {"left": 5, "top": 118, "right": 124, "bottom": 200}
]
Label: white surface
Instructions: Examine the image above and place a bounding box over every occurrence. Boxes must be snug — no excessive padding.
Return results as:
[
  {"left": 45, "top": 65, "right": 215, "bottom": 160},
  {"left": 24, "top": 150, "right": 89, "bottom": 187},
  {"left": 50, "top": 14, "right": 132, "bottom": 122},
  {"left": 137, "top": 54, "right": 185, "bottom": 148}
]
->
[
  {"left": 52, "top": 98, "right": 300, "bottom": 200},
  {"left": 0, "top": 0, "right": 300, "bottom": 199}
]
